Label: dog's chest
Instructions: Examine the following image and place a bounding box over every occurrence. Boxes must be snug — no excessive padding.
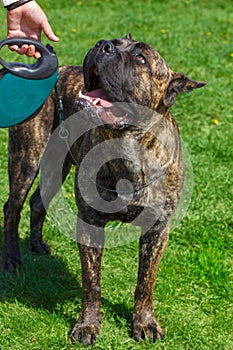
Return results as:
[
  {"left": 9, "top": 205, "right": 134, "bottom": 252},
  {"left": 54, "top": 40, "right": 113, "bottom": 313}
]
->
[{"left": 78, "top": 126, "right": 171, "bottom": 206}]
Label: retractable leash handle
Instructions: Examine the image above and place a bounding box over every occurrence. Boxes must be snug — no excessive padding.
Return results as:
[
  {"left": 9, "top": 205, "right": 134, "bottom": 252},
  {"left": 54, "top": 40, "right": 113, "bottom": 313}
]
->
[
  {"left": 0, "top": 37, "right": 58, "bottom": 79},
  {"left": 0, "top": 37, "right": 59, "bottom": 127}
]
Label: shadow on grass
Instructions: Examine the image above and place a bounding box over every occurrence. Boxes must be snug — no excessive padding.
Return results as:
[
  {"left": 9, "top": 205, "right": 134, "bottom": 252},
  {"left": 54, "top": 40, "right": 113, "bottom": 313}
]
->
[
  {"left": 0, "top": 227, "right": 82, "bottom": 312},
  {"left": 0, "top": 226, "right": 133, "bottom": 333}
]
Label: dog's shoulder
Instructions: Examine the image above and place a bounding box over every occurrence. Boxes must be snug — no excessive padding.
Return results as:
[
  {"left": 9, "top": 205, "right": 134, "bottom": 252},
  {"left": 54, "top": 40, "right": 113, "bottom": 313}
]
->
[{"left": 58, "top": 66, "right": 84, "bottom": 96}]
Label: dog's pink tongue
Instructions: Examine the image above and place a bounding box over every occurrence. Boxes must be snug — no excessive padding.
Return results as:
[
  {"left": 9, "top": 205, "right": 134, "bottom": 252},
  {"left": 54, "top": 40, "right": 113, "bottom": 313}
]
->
[{"left": 84, "top": 88, "right": 112, "bottom": 108}]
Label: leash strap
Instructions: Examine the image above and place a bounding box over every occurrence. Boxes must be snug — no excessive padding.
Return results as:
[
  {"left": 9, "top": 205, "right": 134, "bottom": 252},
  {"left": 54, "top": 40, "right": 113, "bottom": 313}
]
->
[
  {"left": 55, "top": 83, "right": 70, "bottom": 140},
  {"left": 55, "top": 83, "right": 80, "bottom": 166}
]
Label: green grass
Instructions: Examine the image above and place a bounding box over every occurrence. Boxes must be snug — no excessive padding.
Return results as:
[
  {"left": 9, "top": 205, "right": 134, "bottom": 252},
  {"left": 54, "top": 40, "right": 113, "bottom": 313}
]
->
[{"left": 0, "top": 0, "right": 233, "bottom": 349}]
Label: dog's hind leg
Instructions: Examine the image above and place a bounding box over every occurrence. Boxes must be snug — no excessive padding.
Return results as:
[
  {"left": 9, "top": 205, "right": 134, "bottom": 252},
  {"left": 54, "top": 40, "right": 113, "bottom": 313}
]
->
[
  {"left": 2, "top": 118, "right": 52, "bottom": 273},
  {"left": 29, "top": 187, "right": 51, "bottom": 255},
  {"left": 29, "top": 154, "right": 72, "bottom": 254},
  {"left": 133, "top": 224, "right": 169, "bottom": 341}
]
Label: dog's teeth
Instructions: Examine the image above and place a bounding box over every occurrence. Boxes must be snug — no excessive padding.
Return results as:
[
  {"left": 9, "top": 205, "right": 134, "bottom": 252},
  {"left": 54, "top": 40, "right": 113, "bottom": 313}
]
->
[
  {"left": 78, "top": 91, "right": 90, "bottom": 101},
  {"left": 93, "top": 98, "right": 100, "bottom": 105}
]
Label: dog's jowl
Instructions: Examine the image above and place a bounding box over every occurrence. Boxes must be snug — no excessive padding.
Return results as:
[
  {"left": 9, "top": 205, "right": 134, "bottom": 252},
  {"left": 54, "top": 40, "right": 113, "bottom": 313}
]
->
[{"left": 2, "top": 34, "right": 206, "bottom": 345}]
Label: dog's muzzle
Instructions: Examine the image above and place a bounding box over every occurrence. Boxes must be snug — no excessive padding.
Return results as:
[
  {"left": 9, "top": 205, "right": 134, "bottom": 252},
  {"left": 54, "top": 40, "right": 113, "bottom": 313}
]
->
[{"left": 76, "top": 92, "right": 129, "bottom": 130}]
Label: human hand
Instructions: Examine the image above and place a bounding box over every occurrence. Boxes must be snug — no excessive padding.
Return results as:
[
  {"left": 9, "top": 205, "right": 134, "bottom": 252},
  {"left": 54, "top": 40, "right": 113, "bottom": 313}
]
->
[{"left": 7, "top": 0, "right": 59, "bottom": 58}]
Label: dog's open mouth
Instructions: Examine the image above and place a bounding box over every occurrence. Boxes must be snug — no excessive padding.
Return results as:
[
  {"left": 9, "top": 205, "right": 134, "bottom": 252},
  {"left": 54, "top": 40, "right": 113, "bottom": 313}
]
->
[{"left": 76, "top": 65, "right": 129, "bottom": 129}]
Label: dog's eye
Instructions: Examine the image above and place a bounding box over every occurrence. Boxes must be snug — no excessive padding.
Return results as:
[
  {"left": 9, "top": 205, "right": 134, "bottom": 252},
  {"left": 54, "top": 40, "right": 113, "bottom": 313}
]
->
[{"left": 135, "top": 54, "right": 147, "bottom": 65}]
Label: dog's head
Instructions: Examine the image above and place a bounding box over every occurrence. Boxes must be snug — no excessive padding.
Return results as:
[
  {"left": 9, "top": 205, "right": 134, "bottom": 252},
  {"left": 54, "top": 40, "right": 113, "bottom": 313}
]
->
[{"left": 79, "top": 34, "right": 206, "bottom": 127}]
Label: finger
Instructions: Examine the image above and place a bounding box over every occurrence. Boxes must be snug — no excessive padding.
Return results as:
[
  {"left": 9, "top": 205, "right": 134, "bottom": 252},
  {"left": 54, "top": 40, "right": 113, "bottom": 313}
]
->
[
  {"left": 34, "top": 51, "right": 42, "bottom": 59},
  {"left": 17, "top": 44, "right": 29, "bottom": 55},
  {"left": 24, "top": 45, "right": 42, "bottom": 59},
  {"left": 27, "top": 45, "right": 36, "bottom": 57},
  {"left": 9, "top": 44, "right": 19, "bottom": 52},
  {"left": 41, "top": 20, "right": 59, "bottom": 42}
]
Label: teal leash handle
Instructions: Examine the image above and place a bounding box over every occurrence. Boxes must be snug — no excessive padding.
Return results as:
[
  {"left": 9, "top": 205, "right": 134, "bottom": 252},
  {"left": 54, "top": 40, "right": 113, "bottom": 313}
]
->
[
  {"left": 0, "top": 37, "right": 58, "bottom": 79},
  {"left": 0, "top": 37, "right": 59, "bottom": 127}
]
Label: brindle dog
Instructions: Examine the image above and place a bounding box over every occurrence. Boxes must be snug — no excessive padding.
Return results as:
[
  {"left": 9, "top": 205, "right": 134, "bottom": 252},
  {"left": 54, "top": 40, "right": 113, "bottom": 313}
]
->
[{"left": 1, "top": 34, "right": 205, "bottom": 345}]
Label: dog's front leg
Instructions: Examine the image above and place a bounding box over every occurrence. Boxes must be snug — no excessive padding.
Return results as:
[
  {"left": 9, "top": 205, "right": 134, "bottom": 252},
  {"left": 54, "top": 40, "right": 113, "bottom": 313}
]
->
[
  {"left": 133, "top": 224, "right": 169, "bottom": 341},
  {"left": 71, "top": 217, "right": 104, "bottom": 346}
]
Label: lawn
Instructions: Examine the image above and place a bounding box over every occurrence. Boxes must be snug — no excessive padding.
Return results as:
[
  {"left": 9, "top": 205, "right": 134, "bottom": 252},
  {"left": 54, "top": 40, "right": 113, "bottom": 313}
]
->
[{"left": 0, "top": 0, "right": 233, "bottom": 349}]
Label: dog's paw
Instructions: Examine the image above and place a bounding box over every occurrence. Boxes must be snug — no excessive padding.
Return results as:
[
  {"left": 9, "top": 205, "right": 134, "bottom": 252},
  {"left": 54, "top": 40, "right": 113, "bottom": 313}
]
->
[
  {"left": 1, "top": 255, "right": 22, "bottom": 274},
  {"left": 70, "top": 312, "right": 102, "bottom": 346},
  {"left": 133, "top": 311, "right": 164, "bottom": 342},
  {"left": 29, "top": 240, "right": 51, "bottom": 255}
]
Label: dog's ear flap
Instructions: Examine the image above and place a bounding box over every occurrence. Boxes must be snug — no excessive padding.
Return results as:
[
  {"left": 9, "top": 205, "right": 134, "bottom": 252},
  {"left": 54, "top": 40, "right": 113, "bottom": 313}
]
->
[{"left": 163, "top": 72, "right": 207, "bottom": 107}]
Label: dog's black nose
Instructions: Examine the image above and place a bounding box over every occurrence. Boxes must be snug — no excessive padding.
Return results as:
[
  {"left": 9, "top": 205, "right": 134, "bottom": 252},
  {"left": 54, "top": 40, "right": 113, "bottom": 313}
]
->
[{"left": 95, "top": 40, "right": 116, "bottom": 54}]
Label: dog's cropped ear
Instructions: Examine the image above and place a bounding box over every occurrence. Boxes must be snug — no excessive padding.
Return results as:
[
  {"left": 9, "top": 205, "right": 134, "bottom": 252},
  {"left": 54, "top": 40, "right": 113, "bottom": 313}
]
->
[
  {"left": 124, "top": 33, "right": 132, "bottom": 40},
  {"left": 163, "top": 72, "right": 207, "bottom": 107}
]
